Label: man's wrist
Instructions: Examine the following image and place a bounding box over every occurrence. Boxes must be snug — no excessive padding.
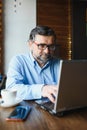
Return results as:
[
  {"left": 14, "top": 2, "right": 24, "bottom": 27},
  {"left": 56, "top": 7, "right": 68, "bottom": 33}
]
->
[{"left": 41, "top": 85, "right": 46, "bottom": 97}]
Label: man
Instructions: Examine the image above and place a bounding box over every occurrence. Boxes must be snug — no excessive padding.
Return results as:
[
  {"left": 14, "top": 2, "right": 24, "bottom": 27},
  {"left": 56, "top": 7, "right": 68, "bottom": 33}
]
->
[{"left": 6, "top": 25, "right": 60, "bottom": 103}]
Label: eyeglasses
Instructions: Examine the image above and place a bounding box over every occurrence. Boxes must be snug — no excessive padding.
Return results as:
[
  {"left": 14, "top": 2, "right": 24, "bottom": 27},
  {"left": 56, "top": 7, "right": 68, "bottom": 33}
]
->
[{"left": 33, "top": 41, "right": 56, "bottom": 51}]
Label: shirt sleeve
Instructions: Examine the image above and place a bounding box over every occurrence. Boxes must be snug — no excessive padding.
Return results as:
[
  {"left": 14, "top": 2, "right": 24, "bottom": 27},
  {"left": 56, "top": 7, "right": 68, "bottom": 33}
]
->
[{"left": 6, "top": 56, "right": 44, "bottom": 100}]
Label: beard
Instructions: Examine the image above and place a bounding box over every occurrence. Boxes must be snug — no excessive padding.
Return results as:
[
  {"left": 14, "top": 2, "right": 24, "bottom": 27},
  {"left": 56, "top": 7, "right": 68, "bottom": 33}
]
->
[{"left": 36, "top": 53, "right": 52, "bottom": 64}]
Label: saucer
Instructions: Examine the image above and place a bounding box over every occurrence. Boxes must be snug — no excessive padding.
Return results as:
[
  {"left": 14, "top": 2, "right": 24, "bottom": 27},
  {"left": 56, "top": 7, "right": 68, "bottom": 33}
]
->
[{"left": 0, "top": 98, "right": 22, "bottom": 108}]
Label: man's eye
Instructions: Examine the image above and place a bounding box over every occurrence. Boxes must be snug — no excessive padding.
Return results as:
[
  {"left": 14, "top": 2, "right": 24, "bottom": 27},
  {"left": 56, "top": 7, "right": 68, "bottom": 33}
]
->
[{"left": 39, "top": 44, "right": 46, "bottom": 47}]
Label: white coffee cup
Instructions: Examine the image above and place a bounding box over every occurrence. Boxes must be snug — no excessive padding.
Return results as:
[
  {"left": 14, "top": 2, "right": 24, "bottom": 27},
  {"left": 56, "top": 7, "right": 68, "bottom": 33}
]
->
[{"left": 1, "top": 89, "right": 17, "bottom": 104}]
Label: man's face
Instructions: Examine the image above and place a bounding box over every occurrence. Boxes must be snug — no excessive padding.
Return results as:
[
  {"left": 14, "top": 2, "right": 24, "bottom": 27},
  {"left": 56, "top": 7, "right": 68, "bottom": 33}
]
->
[{"left": 30, "top": 34, "right": 56, "bottom": 66}]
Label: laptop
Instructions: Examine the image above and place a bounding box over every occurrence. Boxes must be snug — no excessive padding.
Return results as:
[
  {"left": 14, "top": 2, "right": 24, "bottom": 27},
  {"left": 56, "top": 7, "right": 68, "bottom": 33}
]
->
[{"left": 35, "top": 60, "right": 87, "bottom": 116}]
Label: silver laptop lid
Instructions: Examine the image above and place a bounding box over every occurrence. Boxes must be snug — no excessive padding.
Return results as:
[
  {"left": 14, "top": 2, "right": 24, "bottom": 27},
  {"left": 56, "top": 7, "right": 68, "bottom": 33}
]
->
[{"left": 53, "top": 60, "right": 87, "bottom": 114}]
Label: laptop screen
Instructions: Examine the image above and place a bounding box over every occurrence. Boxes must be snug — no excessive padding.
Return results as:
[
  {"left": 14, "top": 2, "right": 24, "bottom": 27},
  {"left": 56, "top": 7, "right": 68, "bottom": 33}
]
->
[{"left": 55, "top": 60, "right": 87, "bottom": 113}]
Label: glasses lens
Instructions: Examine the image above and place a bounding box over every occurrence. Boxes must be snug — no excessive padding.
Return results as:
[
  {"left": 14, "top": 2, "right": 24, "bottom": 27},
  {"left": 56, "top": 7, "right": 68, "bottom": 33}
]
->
[
  {"left": 38, "top": 44, "right": 56, "bottom": 50},
  {"left": 38, "top": 44, "right": 47, "bottom": 50},
  {"left": 49, "top": 45, "right": 56, "bottom": 50}
]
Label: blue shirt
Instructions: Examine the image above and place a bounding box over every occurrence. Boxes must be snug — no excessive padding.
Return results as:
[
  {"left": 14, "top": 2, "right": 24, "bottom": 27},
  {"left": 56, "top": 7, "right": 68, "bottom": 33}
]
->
[{"left": 6, "top": 52, "right": 60, "bottom": 100}]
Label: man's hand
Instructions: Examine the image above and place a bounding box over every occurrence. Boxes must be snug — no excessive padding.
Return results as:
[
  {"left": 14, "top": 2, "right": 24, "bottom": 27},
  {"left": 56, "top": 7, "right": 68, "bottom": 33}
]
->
[{"left": 41, "top": 85, "right": 58, "bottom": 103}]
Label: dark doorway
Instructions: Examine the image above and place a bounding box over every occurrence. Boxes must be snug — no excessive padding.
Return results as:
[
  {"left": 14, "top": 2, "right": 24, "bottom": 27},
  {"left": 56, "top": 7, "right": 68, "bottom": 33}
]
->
[{"left": 72, "top": 0, "right": 87, "bottom": 59}]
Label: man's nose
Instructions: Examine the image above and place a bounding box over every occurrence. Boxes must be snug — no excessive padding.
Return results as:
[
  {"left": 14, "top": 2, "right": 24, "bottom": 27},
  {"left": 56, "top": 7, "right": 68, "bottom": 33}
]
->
[{"left": 44, "top": 47, "right": 50, "bottom": 53}]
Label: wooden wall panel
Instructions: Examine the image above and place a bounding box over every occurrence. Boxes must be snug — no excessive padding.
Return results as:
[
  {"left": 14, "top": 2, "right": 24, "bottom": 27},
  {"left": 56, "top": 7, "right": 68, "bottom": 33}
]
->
[{"left": 37, "top": 0, "right": 72, "bottom": 59}]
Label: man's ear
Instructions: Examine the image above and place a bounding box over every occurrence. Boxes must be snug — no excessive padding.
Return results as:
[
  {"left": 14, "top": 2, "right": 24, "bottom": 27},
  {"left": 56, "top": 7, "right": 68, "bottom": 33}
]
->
[
  {"left": 28, "top": 41, "right": 33, "bottom": 50},
  {"left": 28, "top": 40, "right": 32, "bottom": 47}
]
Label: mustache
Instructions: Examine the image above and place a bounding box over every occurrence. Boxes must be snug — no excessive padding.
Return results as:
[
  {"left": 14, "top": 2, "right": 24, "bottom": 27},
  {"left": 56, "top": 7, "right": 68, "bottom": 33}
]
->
[{"left": 44, "top": 53, "right": 51, "bottom": 57}]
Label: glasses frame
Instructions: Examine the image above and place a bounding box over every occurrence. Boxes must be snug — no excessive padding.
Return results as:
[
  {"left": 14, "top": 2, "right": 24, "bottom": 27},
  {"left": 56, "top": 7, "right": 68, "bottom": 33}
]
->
[{"left": 33, "top": 41, "right": 56, "bottom": 51}]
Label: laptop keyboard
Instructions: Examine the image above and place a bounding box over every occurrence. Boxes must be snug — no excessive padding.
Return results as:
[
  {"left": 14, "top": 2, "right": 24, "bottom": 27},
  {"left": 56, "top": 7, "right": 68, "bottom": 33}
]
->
[
  {"left": 35, "top": 98, "right": 54, "bottom": 111},
  {"left": 42, "top": 101, "right": 54, "bottom": 110}
]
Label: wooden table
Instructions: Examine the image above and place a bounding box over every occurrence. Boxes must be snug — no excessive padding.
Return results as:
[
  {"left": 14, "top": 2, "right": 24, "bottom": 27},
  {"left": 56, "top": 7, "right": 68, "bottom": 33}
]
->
[{"left": 0, "top": 100, "right": 87, "bottom": 130}]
